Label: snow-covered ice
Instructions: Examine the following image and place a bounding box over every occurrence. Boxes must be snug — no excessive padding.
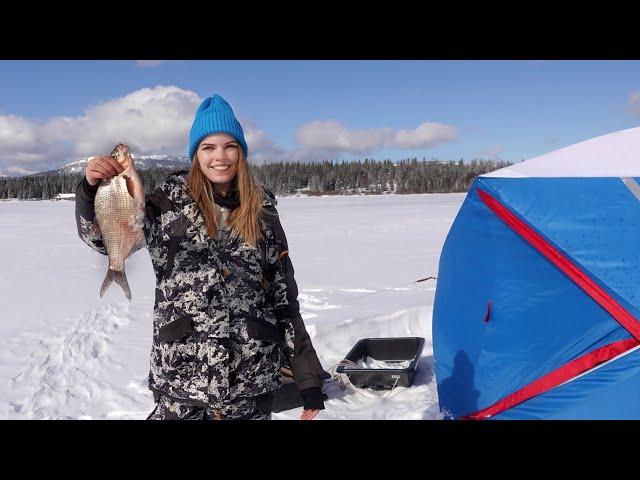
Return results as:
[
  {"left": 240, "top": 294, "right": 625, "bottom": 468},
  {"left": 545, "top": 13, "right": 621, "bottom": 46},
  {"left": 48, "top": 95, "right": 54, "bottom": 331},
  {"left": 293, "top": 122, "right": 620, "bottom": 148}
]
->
[{"left": 0, "top": 193, "right": 465, "bottom": 419}]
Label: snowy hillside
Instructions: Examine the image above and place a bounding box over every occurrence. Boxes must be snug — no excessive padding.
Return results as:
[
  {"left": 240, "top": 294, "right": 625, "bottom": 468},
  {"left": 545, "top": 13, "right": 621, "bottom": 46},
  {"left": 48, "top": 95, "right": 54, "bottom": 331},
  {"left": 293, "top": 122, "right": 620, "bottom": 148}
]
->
[
  {"left": 0, "top": 193, "right": 465, "bottom": 420},
  {"left": 53, "top": 154, "right": 191, "bottom": 175},
  {"left": 0, "top": 166, "right": 38, "bottom": 177}
]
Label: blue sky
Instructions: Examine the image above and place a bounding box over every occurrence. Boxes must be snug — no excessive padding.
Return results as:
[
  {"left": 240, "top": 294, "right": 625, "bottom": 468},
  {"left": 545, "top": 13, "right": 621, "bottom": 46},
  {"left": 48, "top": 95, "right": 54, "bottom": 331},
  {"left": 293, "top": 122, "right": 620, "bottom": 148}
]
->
[{"left": 1, "top": 60, "right": 639, "bottom": 173}]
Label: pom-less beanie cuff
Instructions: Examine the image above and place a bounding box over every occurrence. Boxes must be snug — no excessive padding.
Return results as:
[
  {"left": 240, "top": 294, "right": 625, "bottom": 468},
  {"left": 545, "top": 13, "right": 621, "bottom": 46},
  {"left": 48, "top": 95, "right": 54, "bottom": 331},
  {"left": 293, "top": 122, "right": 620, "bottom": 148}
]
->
[{"left": 188, "top": 94, "right": 248, "bottom": 160}]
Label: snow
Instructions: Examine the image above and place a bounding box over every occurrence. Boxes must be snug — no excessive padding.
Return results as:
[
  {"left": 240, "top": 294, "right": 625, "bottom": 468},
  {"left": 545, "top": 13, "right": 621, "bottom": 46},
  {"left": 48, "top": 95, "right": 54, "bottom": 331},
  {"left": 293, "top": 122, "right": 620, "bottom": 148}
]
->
[
  {"left": 483, "top": 126, "right": 640, "bottom": 178},
  {"left": 0, "top": 192, "right": 465, "bottom": 420}
]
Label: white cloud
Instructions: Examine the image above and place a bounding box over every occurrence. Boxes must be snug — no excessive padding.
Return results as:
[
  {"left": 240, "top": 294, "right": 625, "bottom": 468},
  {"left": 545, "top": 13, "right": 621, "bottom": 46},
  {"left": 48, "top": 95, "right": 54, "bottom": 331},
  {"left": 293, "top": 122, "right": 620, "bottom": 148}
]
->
[
  {"left": 395, "top": 122, "right": 458, "bottom": 149},
  {"left": 67, "top": 85, "right": 201, "bottom": 156},
  {"left": 273, "top": 119, "right": 459, "bottom": 164},
  {"left": 0, "top": 115, "right": 42, "bottom": 154},
  {"left": 630, "top": 91, "right": 640, "bottom": 117},
  {"left": 0, "top": 85, "right": 202, "bottom": 172},
  {"left": 136, "top": 61, "right": 166, "bottom": 68},
  {"left": 295, "top": 120, "right": 394, "bottom": 154},
  {"left": 0, "top": 115, "right": 51, "bottom": 165},
  {"left": 295, "top": 119, "right": 457, "bottom": 156}
]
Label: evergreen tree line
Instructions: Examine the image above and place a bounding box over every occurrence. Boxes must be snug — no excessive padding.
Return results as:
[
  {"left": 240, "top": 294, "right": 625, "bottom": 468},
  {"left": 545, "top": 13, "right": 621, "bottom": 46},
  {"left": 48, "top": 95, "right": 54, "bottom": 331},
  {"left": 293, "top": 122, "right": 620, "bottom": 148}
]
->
[
  {"left": 0, "top": 168, "right": 182, "bottom": 200},
  {"left": 0, "top": 158, "right": 511, "bottom": 200},
  {"left": 254, "top": 158, "right": 511, "bottom": 195}
]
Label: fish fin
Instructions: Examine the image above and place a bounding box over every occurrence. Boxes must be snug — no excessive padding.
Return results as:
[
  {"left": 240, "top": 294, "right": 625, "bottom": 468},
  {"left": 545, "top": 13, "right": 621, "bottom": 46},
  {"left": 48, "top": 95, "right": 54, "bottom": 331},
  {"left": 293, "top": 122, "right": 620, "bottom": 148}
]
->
[
  {"left": 89, "top": 221, "right": 102, "bottom": 238},
  {"left": 123, "top": 172, "right": 135, "bottom": 198},
  {"left": 113, "top": 270, "right": 132, "bottom": 301},
  {"left": 129, "top": 232, "right": 147, "bottom": 255},
  {"left": 100, "top": 269, "right": 132, "bottom": 301},
  {"left": 100, "top": 269, "right": 114, "bottom": 298}
]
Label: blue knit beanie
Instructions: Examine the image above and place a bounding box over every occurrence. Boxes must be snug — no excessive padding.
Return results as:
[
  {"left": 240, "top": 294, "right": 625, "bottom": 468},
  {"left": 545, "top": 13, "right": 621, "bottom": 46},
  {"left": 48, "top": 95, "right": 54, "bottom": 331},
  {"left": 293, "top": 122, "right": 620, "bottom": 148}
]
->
[{"left": 188, "top": 94, "right": 248, "bottom": 160}]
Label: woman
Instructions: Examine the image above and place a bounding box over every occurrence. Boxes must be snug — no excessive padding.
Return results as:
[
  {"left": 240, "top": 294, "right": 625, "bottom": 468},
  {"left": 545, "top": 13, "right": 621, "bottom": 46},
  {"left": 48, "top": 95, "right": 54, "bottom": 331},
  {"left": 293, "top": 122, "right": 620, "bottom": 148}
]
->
[{"left": 75, "top": 94, "right": 326, "bottom": 420}]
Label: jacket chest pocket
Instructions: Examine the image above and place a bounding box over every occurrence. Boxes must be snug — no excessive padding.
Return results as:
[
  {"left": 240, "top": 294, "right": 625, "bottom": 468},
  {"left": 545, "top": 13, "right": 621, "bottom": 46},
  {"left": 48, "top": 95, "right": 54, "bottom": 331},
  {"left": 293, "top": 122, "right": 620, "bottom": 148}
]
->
[
  {"left": 225, "top": 239, "right": 269, "bottom": 291},
  {"left": 161, "top": 214, "right": 213, "bottom": 280}
]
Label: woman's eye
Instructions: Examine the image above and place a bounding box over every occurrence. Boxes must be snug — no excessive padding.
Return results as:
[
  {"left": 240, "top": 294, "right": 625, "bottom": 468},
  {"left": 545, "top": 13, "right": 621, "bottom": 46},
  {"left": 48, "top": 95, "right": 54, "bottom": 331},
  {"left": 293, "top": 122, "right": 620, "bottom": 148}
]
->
[{"left": 202, "top": 145, "right": 236, "bottom": 150}]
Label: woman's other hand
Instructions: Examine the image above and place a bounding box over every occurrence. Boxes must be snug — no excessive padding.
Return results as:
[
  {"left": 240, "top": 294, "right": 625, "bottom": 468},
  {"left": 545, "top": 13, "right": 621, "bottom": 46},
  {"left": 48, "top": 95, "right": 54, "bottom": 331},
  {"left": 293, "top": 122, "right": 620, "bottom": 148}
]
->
[{"left": 300, "top": 408, "right": 320, "bottom": 420}]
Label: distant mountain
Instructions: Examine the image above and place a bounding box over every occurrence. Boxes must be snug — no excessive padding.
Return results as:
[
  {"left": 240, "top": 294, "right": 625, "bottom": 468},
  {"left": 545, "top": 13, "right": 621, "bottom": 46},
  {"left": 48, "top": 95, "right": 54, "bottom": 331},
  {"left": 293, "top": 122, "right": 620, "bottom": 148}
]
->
[
  {"left": 0, "top": 155, "right": 191, "bottom": 178},
  {"left": 0, "top": 166, "right": 39, "bottom": 178},
  {"left": 47, "top": 154, "right": 191, "bottom": 176}
]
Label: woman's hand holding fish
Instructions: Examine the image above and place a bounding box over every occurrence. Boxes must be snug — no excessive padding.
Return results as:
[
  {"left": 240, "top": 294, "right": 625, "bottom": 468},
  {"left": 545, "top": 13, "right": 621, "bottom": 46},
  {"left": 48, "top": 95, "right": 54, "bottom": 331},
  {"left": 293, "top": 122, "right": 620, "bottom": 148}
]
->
[{"left": 86, "top": 156, "right": 125, "bottom": 186}]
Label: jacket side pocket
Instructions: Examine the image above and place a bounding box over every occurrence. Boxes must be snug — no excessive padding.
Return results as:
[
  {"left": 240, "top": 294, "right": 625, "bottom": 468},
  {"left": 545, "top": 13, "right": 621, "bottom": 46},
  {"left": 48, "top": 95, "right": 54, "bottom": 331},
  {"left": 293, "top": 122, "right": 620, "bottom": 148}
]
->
[
  {"left": 246, "top": 318, "right": 283, "bottom": 343},
  {"left": 158, "top": 315, "right": 194, "bottom": 343}
]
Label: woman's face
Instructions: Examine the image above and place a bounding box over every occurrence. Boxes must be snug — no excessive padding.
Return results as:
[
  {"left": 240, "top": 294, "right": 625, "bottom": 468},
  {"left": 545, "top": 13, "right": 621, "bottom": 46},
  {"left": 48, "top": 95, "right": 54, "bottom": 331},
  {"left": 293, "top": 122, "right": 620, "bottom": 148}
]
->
[{"left": 197, "top": 132, "right": 240, "bottom": 191}]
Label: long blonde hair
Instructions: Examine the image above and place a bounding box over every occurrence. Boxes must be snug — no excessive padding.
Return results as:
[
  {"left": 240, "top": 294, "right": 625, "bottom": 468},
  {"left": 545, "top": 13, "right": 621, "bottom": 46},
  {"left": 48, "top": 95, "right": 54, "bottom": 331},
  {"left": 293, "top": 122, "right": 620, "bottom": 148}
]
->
[{"left": 186, "top": 148, "right": 264, "bottom": 247}]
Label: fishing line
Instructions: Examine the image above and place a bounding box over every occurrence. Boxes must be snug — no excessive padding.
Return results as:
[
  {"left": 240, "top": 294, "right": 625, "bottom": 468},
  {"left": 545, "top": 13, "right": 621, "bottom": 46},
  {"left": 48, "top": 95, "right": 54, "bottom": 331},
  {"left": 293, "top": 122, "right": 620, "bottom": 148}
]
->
[{"left": 335, "top": 275, "right": 437, "bottom": 305}]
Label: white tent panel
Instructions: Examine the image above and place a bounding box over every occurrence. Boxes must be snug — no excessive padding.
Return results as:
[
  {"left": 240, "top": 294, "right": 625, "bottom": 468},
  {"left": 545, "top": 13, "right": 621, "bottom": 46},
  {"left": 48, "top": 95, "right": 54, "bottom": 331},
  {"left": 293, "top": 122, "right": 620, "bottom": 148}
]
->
[{"left": 483, "top": 127, "right": 640, "bottom": 178}]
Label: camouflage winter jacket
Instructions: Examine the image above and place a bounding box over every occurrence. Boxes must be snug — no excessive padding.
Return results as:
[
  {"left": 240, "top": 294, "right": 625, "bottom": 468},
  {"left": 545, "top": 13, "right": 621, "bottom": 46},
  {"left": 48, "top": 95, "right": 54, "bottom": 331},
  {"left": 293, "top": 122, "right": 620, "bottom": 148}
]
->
[{"left": 75, "top": 170, "right": 325, "bottom": 409}]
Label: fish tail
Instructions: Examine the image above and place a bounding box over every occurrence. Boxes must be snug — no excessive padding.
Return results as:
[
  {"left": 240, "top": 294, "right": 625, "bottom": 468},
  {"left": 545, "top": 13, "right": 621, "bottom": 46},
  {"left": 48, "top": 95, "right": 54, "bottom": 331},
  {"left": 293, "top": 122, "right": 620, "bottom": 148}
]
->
[{"left": 100, "top": 269, "right": 132, "bottom": 301}]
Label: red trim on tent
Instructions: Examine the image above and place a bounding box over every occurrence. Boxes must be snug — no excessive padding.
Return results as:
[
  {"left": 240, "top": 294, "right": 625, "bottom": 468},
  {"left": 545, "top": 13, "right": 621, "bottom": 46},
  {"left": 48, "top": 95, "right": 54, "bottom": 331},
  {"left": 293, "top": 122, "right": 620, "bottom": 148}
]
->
[
  {"left": 462, "top": 338, "right": 639, "bottom": 419},
  {"left": 464, "top": 187, "right": 640, "bottom": 419},
  {"left": 477, "top": 188, "right": 640, "bottom": 341}
]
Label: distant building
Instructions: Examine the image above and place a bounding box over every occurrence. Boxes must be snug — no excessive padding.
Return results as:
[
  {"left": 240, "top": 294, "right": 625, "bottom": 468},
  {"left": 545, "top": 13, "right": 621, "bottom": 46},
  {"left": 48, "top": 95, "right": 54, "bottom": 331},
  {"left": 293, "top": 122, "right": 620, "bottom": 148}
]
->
[{"left": 55, "top": 193, "right": 75, "bottom": 201}]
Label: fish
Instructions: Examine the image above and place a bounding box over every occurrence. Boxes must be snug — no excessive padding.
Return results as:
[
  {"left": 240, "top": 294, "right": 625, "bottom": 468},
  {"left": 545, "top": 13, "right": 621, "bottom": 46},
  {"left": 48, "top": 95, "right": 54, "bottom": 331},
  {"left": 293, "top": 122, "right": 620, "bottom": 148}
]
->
[{"left": 93, "top": 143, "right": 146, "bottom": 300}]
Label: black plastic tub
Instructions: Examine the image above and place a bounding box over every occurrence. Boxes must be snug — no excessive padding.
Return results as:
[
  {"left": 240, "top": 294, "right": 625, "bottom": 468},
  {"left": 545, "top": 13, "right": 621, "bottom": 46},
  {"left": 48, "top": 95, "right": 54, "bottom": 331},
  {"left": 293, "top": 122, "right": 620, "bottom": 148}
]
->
[{"left": 336, "top": 337, "right": 425, "bottom": 389}]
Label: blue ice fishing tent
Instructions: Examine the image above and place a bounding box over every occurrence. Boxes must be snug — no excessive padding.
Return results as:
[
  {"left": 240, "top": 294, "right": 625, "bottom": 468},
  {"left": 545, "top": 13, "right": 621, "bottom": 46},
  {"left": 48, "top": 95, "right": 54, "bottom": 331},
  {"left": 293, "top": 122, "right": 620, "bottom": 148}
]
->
[{"left": 433, "top": 127, "right": 640, "bottom": 419}]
